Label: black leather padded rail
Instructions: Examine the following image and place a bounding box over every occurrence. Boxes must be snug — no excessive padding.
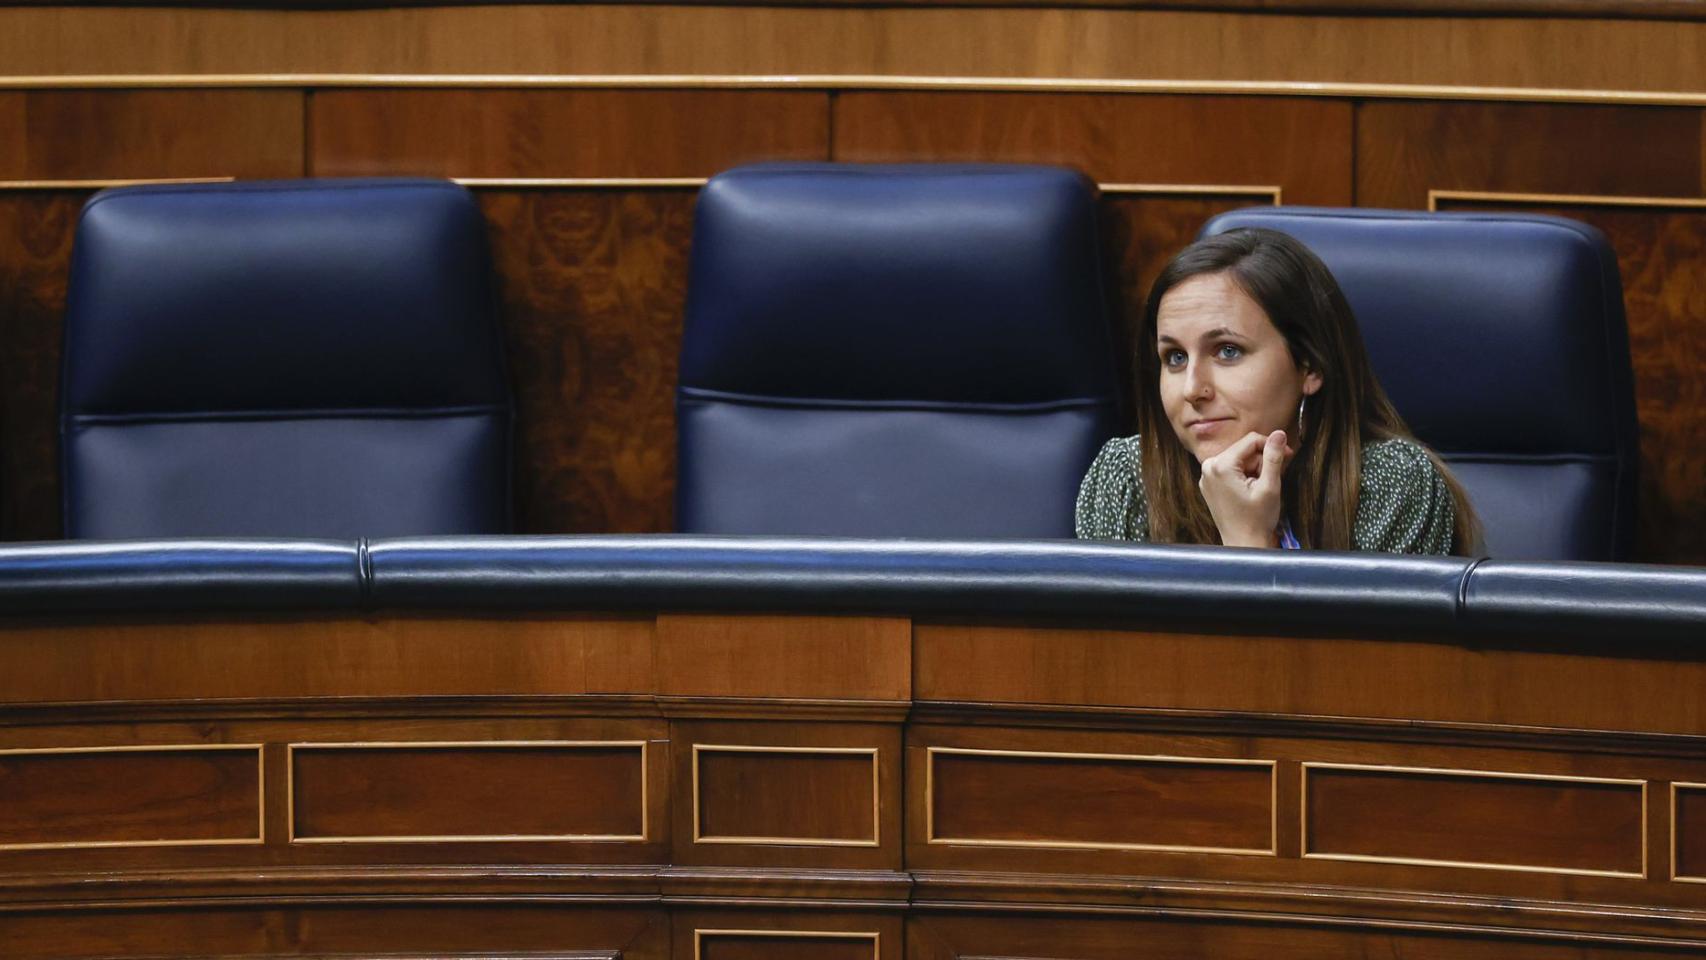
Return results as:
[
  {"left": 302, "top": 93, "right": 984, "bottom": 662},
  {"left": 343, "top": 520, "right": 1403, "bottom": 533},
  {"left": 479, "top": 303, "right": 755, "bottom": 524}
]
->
[
  {"left": 1463, "top": 560, "right": 1706, "bottom": 641},
  {"left": 367, "top": 536, "right": 1471, "bottom": 633},
  {"left": 0, "top": 540, "right": 363, "bottom": 614}
]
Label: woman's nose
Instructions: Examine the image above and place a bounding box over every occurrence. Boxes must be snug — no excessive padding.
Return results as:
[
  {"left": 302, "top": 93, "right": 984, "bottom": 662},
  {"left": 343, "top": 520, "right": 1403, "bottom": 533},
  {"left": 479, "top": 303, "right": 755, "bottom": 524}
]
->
[{"left": 1185, "top": 362, "right": 1214, "bottom": 401}]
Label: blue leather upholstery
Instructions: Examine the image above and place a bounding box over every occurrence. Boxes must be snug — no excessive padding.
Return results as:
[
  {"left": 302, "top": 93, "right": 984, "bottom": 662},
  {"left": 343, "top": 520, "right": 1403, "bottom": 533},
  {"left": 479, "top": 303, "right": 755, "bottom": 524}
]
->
[
  {"left": 61, "top": 179, "right": 512, "bottom": 539},
  {"left": 1201, "top": 207, "right": 1638, "bottom": 561},
  {"left": 0, "top": 539, "right": 362, "bottom": 614},
  {"left": 677, "top": 164, "right": 1118, "bottom": 538}
]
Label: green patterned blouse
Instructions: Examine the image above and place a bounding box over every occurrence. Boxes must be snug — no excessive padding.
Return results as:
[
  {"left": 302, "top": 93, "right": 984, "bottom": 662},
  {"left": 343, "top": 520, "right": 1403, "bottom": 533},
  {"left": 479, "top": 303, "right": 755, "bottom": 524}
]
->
[{"left": 1074, "top": 435, "right": 1457, "bottom": 555}]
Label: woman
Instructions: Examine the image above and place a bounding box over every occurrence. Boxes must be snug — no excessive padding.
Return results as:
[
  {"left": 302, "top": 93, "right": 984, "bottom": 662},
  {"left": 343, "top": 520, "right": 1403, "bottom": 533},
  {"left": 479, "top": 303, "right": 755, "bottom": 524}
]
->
[{"left": 1076, "top": 228, "right": 1479, "bottom": 555}]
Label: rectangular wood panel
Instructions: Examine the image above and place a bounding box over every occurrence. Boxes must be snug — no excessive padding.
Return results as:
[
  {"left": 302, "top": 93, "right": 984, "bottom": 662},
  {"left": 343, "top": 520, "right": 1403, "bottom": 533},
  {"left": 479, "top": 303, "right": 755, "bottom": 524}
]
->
[
  {"left": 1354, "top": 101, "right": 1703, "bottom": 210},
  {"left": 0, "top": 745, "right": 261, "bottom": 849},
  {"left": 290, "top": 741, "right": 646, "bottom": 842},
  {"left": 657, "top": 615, "right": 909, "bottom": 701},
  {"left": 0, "top": 90, "right": 303, "bottom": 180},
  {"left": 695, "top": 930, "right": 878, "bottom": 960},
  {"left": 928, "top": 747, "right": 1273, "bottom": 854},
  {"left": 1677, "top": 783, "right": 1706, "bottom": 882},
  {"left": 311, "top": 90, "right": 828, "bottom": 178},
  {"left": 694, "top": 746, "right": 878, "bottom": 845},
  {"left": 1304, "top": 764, "right": 1646, "bottom": 876},
  {"left": 834, "top": 93, "right": 1351, "bottom": 205},
  {"left": 477, "top": 187, "right": 693, "bottom": 534}
]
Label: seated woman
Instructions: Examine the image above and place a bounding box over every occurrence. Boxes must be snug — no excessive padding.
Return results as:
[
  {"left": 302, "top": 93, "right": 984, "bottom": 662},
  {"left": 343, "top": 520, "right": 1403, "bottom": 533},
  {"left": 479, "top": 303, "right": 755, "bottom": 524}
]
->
[{"left": 1077, "top": 228, "right": 1479, "bottom": 555}]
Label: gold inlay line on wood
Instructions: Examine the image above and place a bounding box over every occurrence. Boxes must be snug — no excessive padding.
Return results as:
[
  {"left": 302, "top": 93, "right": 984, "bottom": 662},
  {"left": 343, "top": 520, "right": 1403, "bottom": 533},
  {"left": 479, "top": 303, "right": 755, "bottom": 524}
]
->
[
  {"left": 691, "top": 743, "right": 881, "bottom": 847},
  {"left": 0, "top": 743, "right": 265, "bottom": 851},
  {"left": 0, "top": 177, "right": 234, "bottom": 190},
  {"left": 694, "top": 929, "right": 880, "bottom": 960},
  {"left": 285, "top": 740, "right": 649, "bottom": 844},
  {"left": 1301, "top": 761, "right": 1648, "bottom": 879},
  {"left": 1429, "top": 189, "right": 1706, "bottom": 211},
  {"left": 1673, "top": 782, "right": 1706, "bottom": 884},
  {"left": 8, "top": 73, "right": 1706, "bottom": 107},
  {"left": 1101, "top": 183, "right": 1281, "bottom": 204},
  {"left": 925, "top": 746, "right": 1278, "bottom": 856}
]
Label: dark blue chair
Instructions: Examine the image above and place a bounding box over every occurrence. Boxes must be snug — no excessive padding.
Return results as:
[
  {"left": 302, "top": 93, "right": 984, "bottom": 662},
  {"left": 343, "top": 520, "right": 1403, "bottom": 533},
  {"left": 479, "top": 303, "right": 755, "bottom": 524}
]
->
[
  {"left": 60, "top": 179, "right": 512, "bottom": 539},
  {"left": 676, "top": 163, "right": 1118, "bottom": 538},
  {"left": 1201, "top": 207, "right": 1638, "bottom": 561}
]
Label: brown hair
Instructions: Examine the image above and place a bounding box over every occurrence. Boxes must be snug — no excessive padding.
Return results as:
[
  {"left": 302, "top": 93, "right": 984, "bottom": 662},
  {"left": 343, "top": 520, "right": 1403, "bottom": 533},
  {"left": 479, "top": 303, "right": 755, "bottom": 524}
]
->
[{"left": 1136, "top": 228, "right": 1480, "bottom": 554}]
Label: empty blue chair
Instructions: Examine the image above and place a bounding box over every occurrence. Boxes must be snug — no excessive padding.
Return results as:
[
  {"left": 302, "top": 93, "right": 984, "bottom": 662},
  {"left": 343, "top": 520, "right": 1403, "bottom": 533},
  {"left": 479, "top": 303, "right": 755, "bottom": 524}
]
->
[
  {"left": 1202, "top": 207, "right": 1638, "bottom": 561},
  {"left": 61, "top": 179, "right": 512, "bottom": 539},
  {"left": 677, "top": 163, "right": 1118, "bottom": 538}
]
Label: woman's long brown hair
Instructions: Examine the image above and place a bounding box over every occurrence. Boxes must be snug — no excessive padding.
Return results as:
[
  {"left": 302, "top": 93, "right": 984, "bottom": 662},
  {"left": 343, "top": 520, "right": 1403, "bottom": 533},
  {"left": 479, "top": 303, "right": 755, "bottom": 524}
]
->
[{"left": 1136, "top": 229, "right": 1481, "bottom": 554}]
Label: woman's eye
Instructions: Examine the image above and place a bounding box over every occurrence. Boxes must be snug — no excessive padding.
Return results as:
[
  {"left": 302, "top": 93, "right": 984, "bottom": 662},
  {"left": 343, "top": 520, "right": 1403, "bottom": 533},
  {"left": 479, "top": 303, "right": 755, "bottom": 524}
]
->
[
  {"left": 1215, "top": 343, "right": 1244, "bottom": 361},
  {"left": 1162, "top": 349, "right": 1187, "bottom": 368}
]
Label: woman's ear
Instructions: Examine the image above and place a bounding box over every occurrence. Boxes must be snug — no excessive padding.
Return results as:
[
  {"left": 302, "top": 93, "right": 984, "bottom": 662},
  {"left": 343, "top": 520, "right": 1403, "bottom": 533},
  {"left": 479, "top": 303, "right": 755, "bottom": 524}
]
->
[{"left": 1302, "top": 368, "right": 1324, "bottom": 397}]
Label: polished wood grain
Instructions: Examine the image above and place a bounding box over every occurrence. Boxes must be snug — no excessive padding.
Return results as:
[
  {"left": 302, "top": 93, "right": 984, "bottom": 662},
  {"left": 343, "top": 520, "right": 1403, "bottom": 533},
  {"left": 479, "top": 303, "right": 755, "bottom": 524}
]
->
[
  {"left": 0, "top": 616, "right": 654, "bottom": 703},
  {"left": 290, "top": 742, "right": 646, "bottom": 842},
  {"left": 834, "top": 93, "right": 1350, "bottom": 205},
  {"left": 913, "top": 624, "right": 1706, "bottom": 736},
  {"left": 695, "top": 746, "right": 876, "bottom": 844},
  {"left": 1432, "top": 194, "right": 1706, "bottom": 565},
  {"left": 0, "top": 90, "right": 302, "bottom": 180},
  {"left": 311, "top": 90, "right": 827, "bottom": 178},
  {"left": 0, "top": 746, "right": 260, "bottom": 848},
  {"left": 476, "top": 188, "right": 694, "bottom": 534},
  {"left": 0, "top": 905, "right": 667, "bottom": 960},
  {"left": 908, "top": 913, "right": 1706, "bottom": 960},
  {"left": 656, "top": 615, "right": 909, "bottom": 701},
  {"left": 1678, "top": 783, "right": 1706, "bottom": 881},
  {"left": 0, "top": 191, "right": 77, "bottom": 540},
  {"left": 674, "top": 913, "right": 898, "bottom": 960},
  {"left": 670, "top": 720, "right": 902, "bottom": 870},
  {"left": 928, "top": 748, "right": 1272, "bottom": 853},
  {"left": 695, "top": 931, "right": 877, "bottom": 960},
  {"left": 9, "top": 6, "right": 1706, "bottom": 97},
  {"left": 1354, "top": 101, "right": 1704, "bottom": 209},
  {"left": 1304, "top": 764, "right": 1645, "bottom": 876}
]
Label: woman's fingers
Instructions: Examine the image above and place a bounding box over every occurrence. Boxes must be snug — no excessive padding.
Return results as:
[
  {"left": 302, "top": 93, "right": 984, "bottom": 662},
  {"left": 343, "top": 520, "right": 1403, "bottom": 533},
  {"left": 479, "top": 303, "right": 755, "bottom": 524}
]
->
[{"left": 1253, "top": 430, "right": 1288, "bottom": 494}]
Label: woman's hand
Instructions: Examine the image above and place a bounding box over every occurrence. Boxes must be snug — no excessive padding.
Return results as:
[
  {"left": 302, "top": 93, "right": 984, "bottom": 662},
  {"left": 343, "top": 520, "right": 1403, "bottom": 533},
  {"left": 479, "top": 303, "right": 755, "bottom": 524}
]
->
[{"left": 1198, "top": 430, "right": 1292, "bottom": 548}]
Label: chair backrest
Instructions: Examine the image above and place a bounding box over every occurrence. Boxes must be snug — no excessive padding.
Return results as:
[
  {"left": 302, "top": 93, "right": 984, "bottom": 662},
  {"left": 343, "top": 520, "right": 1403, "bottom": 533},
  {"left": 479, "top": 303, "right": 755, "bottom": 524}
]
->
[
  {"left": 61, "top": 178, "right": 512, "bottom": 539},
  {"left": 1201, "top": 206, "right": 1638, "bottom": 561},
  {"left": 677, "top": 163, "right": 1118, "bottom": 538}
]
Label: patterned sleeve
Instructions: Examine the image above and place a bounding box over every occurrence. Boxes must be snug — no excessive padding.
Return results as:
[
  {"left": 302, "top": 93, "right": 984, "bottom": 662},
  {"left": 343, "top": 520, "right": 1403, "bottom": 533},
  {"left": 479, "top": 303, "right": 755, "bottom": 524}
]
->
[
  {"left": 1353, "top": 439, "right": 1456, "bottom": 555},
  {"left": 1074, "top": 436, "right": 1149, "bottom": 541}
]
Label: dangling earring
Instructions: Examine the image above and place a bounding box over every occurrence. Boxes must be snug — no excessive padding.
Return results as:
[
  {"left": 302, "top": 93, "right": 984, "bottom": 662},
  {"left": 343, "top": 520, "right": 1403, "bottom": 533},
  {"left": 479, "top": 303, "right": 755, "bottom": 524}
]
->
[{"left": 1296, "top": 396, "right": 1307, "bottom": 438}]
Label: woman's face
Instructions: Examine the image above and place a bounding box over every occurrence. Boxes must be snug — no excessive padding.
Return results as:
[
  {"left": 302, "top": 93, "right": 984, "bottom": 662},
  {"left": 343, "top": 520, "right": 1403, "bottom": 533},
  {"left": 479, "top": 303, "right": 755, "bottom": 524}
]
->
[{"left": 1155, "top": 271, "right": 1322, "bottom": 463}]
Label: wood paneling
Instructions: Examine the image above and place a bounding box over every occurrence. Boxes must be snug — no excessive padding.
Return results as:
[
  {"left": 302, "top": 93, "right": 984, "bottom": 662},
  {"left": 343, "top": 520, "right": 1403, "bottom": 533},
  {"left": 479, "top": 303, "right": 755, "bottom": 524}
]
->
[
  {"left": 0, "top": 905, "right": 667, "bottom": 960},
  {"left": 670, "top": 721, "right": 902, "bottom": 870},
  {"left": 0, "top": 746, "right": 260, "bottom": 849},
  {"left": 311, "top": 90, "right": 827, "bottom": 178},
  {"left": 1354, "top": 101, "right": 1705, "bottom": 209},
  {"left": 0, "top": 616, "right": 654, "bottom": 703},
  {"left": 913, "top": 624, "right": 1706, "bottom": 735},
  {"left": 1678, "top": 783, "right": 1706, "bottom": 881},
  {"left": 695, "top": 931, "right": 878, "bottom": 960},
  {"left": 477, "top": 188, "right": 693, "bottom": 534},
  {"left": 908, "top": 913, "right": 1703, "bottom": 960},
  {"left": 0, "top": 191, "right": 76, "bottom": 540},
  {"left": 1432, "top": 195, "right": 1706, "bottom": 564},
  {"left": 694, "top": 746, "right": 877, "bottom": 844},
  {"left": 1304, "top": 764, "right": 1645, "bottom": 876},
  {"left": 657, "top": 615, "right": 909, "bottom": 701},
  {"left": 928, "top": 748, "right": 1272, "bottom": 853},
  {"left": 0, "top": 90, "right": 302, "bottom": 180},
  {"left": 834, "top": 93, "right": 1350, "bottom": 205},
  {"left": 9, "top": 6, "right": 1706, "bottom": 97},
  {"left": 290, "top": 742, "right": 646, "bottom": 842}
]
